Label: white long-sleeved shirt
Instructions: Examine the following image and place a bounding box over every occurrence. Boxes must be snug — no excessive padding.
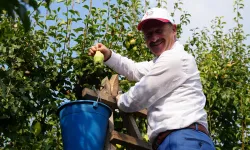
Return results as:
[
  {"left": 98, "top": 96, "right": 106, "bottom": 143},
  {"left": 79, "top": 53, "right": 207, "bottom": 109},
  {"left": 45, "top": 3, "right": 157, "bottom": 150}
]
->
[{"left": 105, "top": 41, "right": 208, "bottom": 142}]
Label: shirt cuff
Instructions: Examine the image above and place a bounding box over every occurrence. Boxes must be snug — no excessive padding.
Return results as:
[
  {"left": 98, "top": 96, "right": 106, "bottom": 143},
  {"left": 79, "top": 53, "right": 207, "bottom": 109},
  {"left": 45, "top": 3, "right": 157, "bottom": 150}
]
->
[
  {"left": 117, "top": 94, "right": 127, "bottom": 112},
  {"left": 104, "top": 51, "right": 120, "bottom": 68},
  {"left": 117, "top": 93, "right": 138, "bottom": 113}
]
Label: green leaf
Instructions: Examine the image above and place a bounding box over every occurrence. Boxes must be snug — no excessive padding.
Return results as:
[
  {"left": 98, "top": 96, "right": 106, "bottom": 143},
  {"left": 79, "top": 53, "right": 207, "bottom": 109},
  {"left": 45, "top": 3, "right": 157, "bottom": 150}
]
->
[
  {"left": 73, "top": 27, "right": 84, "bottom": 32},
  {"left": 83, "top": 5, "right": 89, "bottom": 10},
  {"left": 27, "top": 0, "right": 39, "bottom": 10}
]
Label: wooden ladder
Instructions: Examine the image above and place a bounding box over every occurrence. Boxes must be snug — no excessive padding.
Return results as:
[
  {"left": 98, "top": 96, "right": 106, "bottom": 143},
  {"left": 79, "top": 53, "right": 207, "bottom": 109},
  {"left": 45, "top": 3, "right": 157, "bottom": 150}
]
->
[{"left": 82, "top": 74, "right": 152, "bottom": 150}]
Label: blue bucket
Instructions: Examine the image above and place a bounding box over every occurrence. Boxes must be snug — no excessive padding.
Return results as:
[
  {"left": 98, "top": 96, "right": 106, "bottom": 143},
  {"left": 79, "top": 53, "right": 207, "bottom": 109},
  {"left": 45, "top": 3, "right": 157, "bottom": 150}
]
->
[{"left": 57, "top": 100, "right": 112, "bottom": 150}]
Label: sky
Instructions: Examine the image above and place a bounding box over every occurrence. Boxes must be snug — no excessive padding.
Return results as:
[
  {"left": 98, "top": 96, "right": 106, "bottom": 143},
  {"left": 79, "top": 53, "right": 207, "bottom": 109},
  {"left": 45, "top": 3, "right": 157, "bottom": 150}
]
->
[
  {"left": 148, "top": 0, "right": 250, "bottom": 44},
  {"left": 38, "top": 0, "right": 250, "bottom": 45}
]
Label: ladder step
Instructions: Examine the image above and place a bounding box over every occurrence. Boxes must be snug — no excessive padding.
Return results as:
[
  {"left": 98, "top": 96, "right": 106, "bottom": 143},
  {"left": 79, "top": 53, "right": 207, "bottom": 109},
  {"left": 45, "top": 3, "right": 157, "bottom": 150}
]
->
[{"left": 110, "top": 130, "right": 152, "bottom": 150}]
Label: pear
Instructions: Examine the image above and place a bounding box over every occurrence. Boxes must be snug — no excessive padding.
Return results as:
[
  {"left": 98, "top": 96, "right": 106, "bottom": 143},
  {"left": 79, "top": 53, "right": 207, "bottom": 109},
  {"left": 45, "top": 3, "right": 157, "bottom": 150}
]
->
[
  {"left": 94, "top": 51, "right": 104, "bottom": 65},
  {"left": 125, "top": 41, "right": 130, "bottom": 48},
  {"left": 33, "top": 121, "right": 42, "bottom": 136},
  {"left": 143, "top": 134, "right": 149, "bottom": 142},
  {"left": 130, "top": 39, "right": 136, "bottom": 45},
  {"left": 132, "top": 46, "right": 137, "bottom": 51},
  {"left": 116, "top": 144, "right": 122, "bottom": 149}
]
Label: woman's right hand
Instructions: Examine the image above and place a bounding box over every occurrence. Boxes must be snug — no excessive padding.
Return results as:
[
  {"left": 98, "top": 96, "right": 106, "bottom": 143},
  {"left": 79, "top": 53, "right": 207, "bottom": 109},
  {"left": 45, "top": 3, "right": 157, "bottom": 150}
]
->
[{"left": 88, "top": 43, "right": 112, "bottom": 61}]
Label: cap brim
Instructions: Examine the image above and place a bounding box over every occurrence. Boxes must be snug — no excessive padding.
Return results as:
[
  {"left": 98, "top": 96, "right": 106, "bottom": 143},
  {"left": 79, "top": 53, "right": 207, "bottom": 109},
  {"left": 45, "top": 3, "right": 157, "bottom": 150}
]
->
[{"left": 137, "top": 18, "right": 171, "bottom": 31}]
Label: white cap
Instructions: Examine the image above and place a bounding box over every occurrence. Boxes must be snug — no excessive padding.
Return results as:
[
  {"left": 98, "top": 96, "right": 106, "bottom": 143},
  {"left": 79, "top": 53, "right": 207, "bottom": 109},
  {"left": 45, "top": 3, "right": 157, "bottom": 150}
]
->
[{"left": 137, "top": 7, "right": 174, "bottom": 30}]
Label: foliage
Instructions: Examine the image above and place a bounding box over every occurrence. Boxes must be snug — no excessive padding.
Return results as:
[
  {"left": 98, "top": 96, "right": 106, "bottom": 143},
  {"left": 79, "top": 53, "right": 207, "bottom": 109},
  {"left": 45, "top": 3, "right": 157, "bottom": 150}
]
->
[
  {"left": 0, "top": 0, "right": 50, "bottom": 32},
  {"left": 0, "top": 0, "right": 249, "bottom": 149},
  {"left": 185, "top": 0, "right": 249, "bottom": 149}
]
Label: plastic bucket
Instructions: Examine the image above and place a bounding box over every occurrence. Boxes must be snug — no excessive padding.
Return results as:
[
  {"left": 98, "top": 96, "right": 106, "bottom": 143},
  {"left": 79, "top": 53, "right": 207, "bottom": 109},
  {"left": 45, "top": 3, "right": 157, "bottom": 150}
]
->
[{"left": 57, "top": 100, "right": 112, "bottom": 150}]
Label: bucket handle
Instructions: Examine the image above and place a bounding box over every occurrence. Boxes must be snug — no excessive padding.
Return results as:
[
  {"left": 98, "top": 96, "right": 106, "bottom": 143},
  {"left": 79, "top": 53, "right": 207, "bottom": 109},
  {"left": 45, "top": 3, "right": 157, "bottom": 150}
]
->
[{"left": 93, "top": 90, "right": 101, "bottom": 109}]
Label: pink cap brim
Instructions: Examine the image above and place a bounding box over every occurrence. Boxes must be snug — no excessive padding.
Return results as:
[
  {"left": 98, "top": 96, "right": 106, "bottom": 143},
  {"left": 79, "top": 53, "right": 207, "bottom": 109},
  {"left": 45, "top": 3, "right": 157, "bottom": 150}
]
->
[{"left": 137, "top": 18, "right": 171, "bottom": 30}]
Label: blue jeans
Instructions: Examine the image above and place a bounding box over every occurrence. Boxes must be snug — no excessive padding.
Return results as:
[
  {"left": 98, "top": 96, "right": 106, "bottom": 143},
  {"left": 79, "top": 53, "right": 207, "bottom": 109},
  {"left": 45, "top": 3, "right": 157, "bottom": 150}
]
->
[{"left": 158, "top": 128, "right": 215, "bottom": 150}]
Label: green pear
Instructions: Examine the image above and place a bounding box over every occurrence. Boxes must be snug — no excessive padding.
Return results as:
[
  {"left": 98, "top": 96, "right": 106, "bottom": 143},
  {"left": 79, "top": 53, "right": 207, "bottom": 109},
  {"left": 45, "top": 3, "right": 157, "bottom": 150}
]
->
[
  {"left": 125, "top": 41, "right": 130, "bottom": 48},
  {"left": 116, "top": 144, "right": 122, "bottom": 149},
  {"left": 33, "top": 121, "right": 42, "bottom": 136},
  {"left": 132, "top": 46, "right": 137, "bottom": 51},
  {"left": 130, "top": 39, "right": 136, "bottom": 45},
  {"left": 94, "top": 51, "right": 104, "bottom": 65},
  {"left": 143, "top": 134, "right": 149, "bottom": 142}
]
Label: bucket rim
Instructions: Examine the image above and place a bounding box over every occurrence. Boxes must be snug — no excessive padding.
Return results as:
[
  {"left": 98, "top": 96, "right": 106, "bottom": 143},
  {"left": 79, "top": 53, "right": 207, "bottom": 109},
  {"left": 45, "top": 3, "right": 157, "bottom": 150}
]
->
[{"left": 56, "top": 100, "right": 112, "bottom": 116}]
